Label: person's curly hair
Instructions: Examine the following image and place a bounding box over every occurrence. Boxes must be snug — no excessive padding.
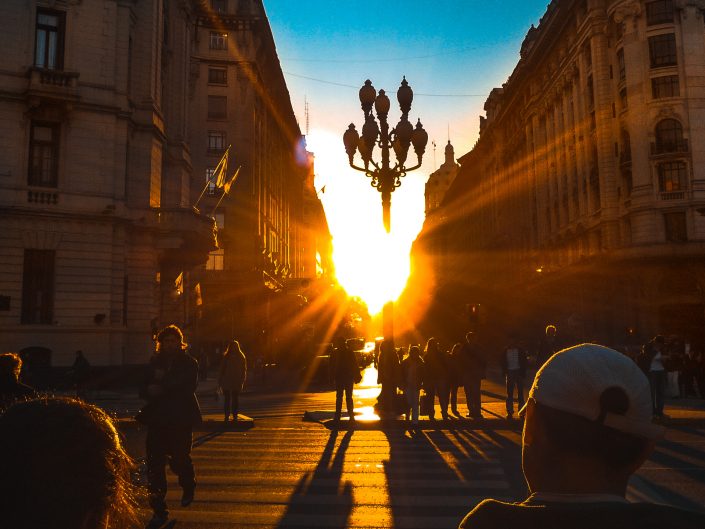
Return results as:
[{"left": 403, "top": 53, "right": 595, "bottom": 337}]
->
[{"left": 0, "top": 397, "right": 142, "bottom": 529}]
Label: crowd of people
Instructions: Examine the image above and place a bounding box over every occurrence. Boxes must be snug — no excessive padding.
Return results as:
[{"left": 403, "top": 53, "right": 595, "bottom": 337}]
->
[{"left": 2, "top": 323, "right": 705, "bottom": 528}]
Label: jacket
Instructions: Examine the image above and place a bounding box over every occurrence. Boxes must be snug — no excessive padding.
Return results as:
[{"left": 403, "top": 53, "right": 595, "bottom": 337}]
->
[
  {"left": 500, "top": 346, "right": 528, "bottom": 377},
  {"left": 219, "top": 350, "right": 247, "bottom": 392},
  {"left": 138, "top": 351, "right": 202, "bottom": 427}
]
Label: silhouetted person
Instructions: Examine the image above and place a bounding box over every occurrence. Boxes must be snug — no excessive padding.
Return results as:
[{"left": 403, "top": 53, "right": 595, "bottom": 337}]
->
[
  {"left": 459, "top": 343, "right": 705, "bottom": 529},
  {"left": 640, "top": 335, "right": 670, "bottom": 418},
  {"left": 537, "top": 324, "right": 558, "bottom": 367},
  {"left": 376, "top": 339, "right": 399, "bottom": 414},
  {"left": 330, "top": 336, "right": 358, "bottom": 424},
  {"left": 0, "top": 397, "right": 139, "bottom": 529},
  {"left": 0, "top": 352, "right": 36, "bottom": 410},
  {"left": 70, "top": 349, "right": 91, "bottom": 399},
  {"left": 448, "top": 342, "right": 463, "bottom": 416},
  {"left": 424, "top": 337, "right": 451, "bottom": 419},
  {"left": 138, "top": 324, "right": 201, "bottom": 527},
  {"left": 500, "top": 337, "right": 528, "bottom": 420},
  {"left": 218, "top": 340, "right": 247, "bottom": 425},
  {"left": 459, "top": 332, "right": 486, "bottom": 419},
  {"left": 401, "top": 345, "right": 424, "bottom": 425}
]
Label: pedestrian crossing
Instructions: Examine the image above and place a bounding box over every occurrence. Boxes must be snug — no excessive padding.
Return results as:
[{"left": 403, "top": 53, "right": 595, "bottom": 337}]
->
[{"left": 157, "top": 426, "right": 525, "bottom": 528}]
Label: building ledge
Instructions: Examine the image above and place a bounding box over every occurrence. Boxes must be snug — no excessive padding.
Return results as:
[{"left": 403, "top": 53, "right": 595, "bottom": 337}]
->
[
  {"left": 26, "top": 67, "right": 80, "bottom": 105},
  {"left": 157, "top": 207, "right": 217, "bottom": 267}
]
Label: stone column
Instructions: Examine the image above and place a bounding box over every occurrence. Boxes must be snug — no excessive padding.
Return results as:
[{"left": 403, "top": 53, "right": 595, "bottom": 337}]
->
[{"left": 589, "top": 14, "right": 620, "bottom": 249}]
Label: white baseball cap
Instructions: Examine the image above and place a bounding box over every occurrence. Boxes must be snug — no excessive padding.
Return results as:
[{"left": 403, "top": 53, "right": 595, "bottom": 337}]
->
[{"left": 524, "top": 343, "right": 664, "bottom": 440}]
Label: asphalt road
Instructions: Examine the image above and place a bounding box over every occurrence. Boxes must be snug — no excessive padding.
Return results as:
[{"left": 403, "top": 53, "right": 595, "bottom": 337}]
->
[{"left": 115, "top": 366, "right": 705, "bottom": 528}]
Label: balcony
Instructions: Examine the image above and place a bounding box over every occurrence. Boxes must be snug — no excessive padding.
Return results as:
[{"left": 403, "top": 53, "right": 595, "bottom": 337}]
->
[
  {"left": 27, "top": 189, "right": 58, "bottom": 205},
  {"left": 650, "top": 139, "right": 689, "bottom": 156},
  {"left": 157, "top": 207, "right": 218, "bottom": 267},
  {"left": 27, "top": 67, "right": 80, "bottom": 106},
  {"left": 660, "top": 190, "right": 686, "bottom": 201}
]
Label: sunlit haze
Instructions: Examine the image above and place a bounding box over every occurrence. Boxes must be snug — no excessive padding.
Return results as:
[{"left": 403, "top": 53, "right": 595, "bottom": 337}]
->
[{"left": 307, "top": 129, "right": 426, "bottom": 315}]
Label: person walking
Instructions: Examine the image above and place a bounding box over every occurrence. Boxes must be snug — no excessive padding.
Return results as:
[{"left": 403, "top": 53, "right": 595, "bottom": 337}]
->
[
  {"left": 448, "top": 342, "right": 463, "bottom": 416},
  {"left": 500, "top": 337, "right": 528, "bottom": 420},
  {"left": 424, "top": 337, "right": 451, "bottom": 420},
  {"left": 69, "top": 350, "right": 91, "bottom": 399},
  {"left": 138, "top": 324, "right": 202, "bottom": 528},
  {"left": 330, "top": 336, "right": 358, "bottom": 424},
  {"left": 376, "top": 339, "right": 400, "bottom": 414},
  {"left": 537, "top": 324, "right": 559, "bottom": 368},
  {"left": 641, "top": 335, "right": 670, "bottom": 419},
  {"left": 218, "top": 340, "right": 247, "bottom": 425},
  {"left": 401, "top": 345, "right": 424, "bottom": 425},
  {"left": 459, "top": 331, "right": 486, "bottom": 419},
  {"left": 0, "top": 353, "right": 37, "bottom": 411}
]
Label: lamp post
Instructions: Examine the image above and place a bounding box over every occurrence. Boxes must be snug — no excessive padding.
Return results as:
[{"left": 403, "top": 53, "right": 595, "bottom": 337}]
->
[{"left": 342, "top": 78, "right": 428, "bottom": 342}]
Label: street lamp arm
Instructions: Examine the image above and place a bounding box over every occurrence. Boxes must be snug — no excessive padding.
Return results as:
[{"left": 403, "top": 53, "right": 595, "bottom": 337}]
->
[
  {"left": 348, "top": 161, "right": 371, "bottom": 174},
  {"left": 403, "top": 160, "right": 422, "bottom": 172}
]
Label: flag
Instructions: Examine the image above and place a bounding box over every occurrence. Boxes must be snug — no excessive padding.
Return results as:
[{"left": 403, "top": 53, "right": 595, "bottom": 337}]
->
[
  {"left": 174, "top": 271, "right": 183, "bottom": 296},
  {"left": 223, "top": 166, "right": 241, "bottom": 195},
  {"left": 194, "top": 282, "right": 203, "bottom": 306},
  {"left": 213, "top": 150, "right": 229, "bottom": 188}
]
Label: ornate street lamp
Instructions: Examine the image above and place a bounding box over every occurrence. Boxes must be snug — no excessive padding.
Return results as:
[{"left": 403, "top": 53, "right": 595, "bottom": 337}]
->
[
  {"left": 343, "top": 77, "right": 428, "bottom": 233},
  {"left": 343, "top": 78, "right": 428, "bottom": 343}
]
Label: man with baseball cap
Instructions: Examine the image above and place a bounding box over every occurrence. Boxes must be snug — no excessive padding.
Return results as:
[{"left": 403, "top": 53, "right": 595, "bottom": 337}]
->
[{"left": 459, "top": 344, "right": 705, "bottom": 528}]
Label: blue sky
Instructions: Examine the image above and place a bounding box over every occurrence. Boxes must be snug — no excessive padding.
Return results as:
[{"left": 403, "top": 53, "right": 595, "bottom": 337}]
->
[{"left": 265, "top": 0, "right": 552, "bottom": 171}]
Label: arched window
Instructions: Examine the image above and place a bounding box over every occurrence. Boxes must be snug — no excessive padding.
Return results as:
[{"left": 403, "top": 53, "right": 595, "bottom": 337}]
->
[{"left": 655, "top": 119, "right": 685, "bottom": 152}]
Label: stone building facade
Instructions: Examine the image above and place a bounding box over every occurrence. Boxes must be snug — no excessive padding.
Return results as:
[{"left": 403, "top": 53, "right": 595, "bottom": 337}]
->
[
  {"left": 419, "top": 0, "right": 705, "bottom": 347},
  {"left": 425, "top": 140, "right": 459, "bottom": 215},
  {"left": 182, "top": 1, "right": 331, "bottom": 362}
]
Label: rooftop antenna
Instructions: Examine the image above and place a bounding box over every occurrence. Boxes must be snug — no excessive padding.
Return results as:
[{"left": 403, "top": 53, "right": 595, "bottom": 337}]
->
[{"left": 447, "top": 123, "right": 450, "bottom": 143}]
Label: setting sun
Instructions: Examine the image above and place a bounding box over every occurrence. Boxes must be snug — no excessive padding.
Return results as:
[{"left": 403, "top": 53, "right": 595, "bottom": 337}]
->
[{"left": 307, "top": 128, "right": 427, "bottom": 315}]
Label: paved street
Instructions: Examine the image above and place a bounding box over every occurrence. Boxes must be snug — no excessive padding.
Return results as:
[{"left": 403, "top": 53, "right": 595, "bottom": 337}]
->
[{"left": 104, "top": 366, "right": 705, "bottom": 528}]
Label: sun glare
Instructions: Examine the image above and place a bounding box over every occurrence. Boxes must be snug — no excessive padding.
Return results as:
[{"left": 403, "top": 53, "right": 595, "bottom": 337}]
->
[{"left": 307, "top": 128, "right": 427, "bottom": 315}]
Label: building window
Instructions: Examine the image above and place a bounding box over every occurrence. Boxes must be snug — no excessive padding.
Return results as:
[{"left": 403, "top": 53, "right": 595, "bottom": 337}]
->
[
  {"left": 207, "top": 96, "right": 227, "bottom": 119},
  {"left": 206, "top": 248, "right": 224, "bottom": 271},
  {"left": 651, "top": 75, "right": 679, "bottom": 98},
  {"left": 209, "top": 31, "right": 227, "bottom": 50},
  {"left": 654, "top": 118, "right": 685, "bottom": 153},
  {"left": 619, "top": 87, "right": 628, "bottom": 110},
  {"left": 587, "top": 74, "right": 594, "bottom": 109},
  {"left": 208, "top": 67, "right": 227, "bottom": 85},
  {"left": 206, "top": 168, "right": 218, "bottom": 195},
  {"left": 664, "top": 212, "right": 687, "bottom": 242},
  {"left": 622, "top": 169, "right": 633, "bottom": 197},
  {"left": 210, "top": 0, "right": 228, "bottom": 13},
  {"left": 28, "top": 122, "right": 59, "bottom": 187},
  {"left": 646, "top": 1, "right": 674, "bottom": 26},
  {"left": 617, "top": 48, "right": 626, "bottom": 81},
  {"left": 208, "top": 131, "right": 226, "bottom": 152},
  {"left": 649, "top": 33, "right": 677, "bottom": 68},
  {"left": 35, "top": 9, "right": 65, "bottom": 70},
  {"left": 658, "top": 161, "right": 686, "bottom": 192},
  {"left": 21, "top": 249, "right": 55, "bottom": 324}
]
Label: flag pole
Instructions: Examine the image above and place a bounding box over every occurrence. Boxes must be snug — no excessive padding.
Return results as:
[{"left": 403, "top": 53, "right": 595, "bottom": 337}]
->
[
  {"left": 210, "top": 166, "right": 241, "bottom": 217},
  {"left": 193, "top": 145, "right": 231, "bottom": 211}
]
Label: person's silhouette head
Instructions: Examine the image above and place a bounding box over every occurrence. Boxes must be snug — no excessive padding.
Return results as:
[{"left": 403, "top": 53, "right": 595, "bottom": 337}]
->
[
  {"left": 0, "top": 397, "right": 139, "bottom": 529},
  {"left": 156, "top": 324, "right": 187, "bottom": 355},
  {"left": 0, "top": 352, "right": 22, "bottom": 382}
]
